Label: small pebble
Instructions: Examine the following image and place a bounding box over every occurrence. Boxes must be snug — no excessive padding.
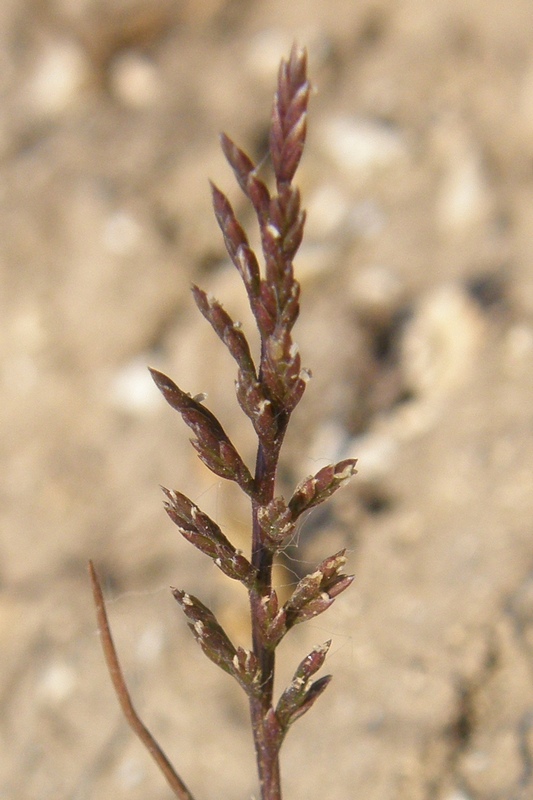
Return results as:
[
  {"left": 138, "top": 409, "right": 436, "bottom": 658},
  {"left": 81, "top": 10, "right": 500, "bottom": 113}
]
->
[
  {"left": 116, "top": 755, "right": 145, "bottom": 789},
  {"left": 305, "top": 420, "right": 350, "bottom": 466},
  {"left": 347, "top": 199, "right": 387, "bottom": 239},
  {"left": 27, "top": 39, "right": 90, "bottom": 116},
  {"left": 437, "top": 151, "right": 490, "bottom": 235},
  {"left": 519, "top": 60, "right": 533, "bottom": 138},
  {"left": 246, "top": 30, "right": 294, "bottom": 84},
  {"left": 348, "top": 432, "right": 398, "bottom": 481},
  {"left": 109, "top": 51, "right": 161, "bottom": 108},
  {"left": 401, "top": 285, "right": 484, "bottom": 399},
  {"left": 349, "top": 264, "right": 404, "bottom": 318},
  {"left": 36, "top": 661, "right": 77, "bottom": 704},
  {"left": 109, "top": 358, "right": 160, "bottom": 414},
  {"left": 442, "top": 792, "right": 473, "bottom": 800},
  {"left": 433, "top": 121, "right": 492, "bottom": 235},
  {"left": 102, "top": 210, "right": 141, "bottom": 255},
  {"left": 10, "top": 306, "right": 47, "bottom": 353},
  {"left": 504, "top": 323, "right": 533, "bottom": 376},
  {"left": 306, "top": 183, "right": 351, "bottom": 238},
  {"left": 135, "top": 623, "right": 165, "bottom": 664},
  {"left": 321, "top": 116, "right": 407, "bottom": 178}
]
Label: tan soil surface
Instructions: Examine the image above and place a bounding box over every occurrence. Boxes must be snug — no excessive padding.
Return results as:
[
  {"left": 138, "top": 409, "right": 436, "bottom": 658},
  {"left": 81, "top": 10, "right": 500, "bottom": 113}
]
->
[{"left": 2, "top": 2, "right": 533, "bottom": 799}]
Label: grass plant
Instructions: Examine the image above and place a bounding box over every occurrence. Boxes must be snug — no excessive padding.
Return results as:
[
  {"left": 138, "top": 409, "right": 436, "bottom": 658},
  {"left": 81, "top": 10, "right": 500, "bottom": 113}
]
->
[{"left": 90, "top": 44, "right": 357, "bottom": 800}]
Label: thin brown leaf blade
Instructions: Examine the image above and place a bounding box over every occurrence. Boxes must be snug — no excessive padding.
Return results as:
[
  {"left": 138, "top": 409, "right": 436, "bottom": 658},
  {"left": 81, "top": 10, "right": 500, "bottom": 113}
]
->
[{"left": 89, "top": 562, "right": 197, "bottom": 800}]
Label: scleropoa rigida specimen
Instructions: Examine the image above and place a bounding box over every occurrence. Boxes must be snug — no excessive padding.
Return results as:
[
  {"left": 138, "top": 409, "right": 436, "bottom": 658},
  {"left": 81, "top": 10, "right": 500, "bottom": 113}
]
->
[{"left": 90, "top": 44, "right": 357, "bottom": 800}]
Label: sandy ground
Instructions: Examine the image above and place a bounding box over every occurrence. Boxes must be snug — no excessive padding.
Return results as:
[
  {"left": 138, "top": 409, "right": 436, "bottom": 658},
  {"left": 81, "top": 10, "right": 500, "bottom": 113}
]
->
[{"left": 2, "top": 1, "right": 533, "bottom": 799}]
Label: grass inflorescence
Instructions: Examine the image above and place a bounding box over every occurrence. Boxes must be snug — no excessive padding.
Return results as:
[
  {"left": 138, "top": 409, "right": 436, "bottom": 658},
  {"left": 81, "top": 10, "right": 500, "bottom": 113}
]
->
[{"left": 90, "top": 44, "right": 357, "bottom": 800}]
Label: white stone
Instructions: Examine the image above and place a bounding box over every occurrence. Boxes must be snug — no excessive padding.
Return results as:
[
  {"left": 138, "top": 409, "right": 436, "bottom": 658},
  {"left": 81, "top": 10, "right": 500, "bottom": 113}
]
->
[
  {"left": 432, "top": 120, "right": 492, "bottom": 235},
  {"left": 246, "top": 30, "right": 294, "bottom": 84},
  {"left": 115, "top": 755, "right": 144, "bottom": 789},
  {"left": 442, "top": 793, "right": 473, "bottom": 800},
  {"left": 102, "top": 210, "right": 141, "bottom": 255},
  {"left": 401, "top": 284, "right": 484, "bottom": 399},
  {"left": 109, "top": 51, "right": 161, "bottom": 108},
  {"left": 348, "top": 432, "right": 398, "bottom": 481},
  {"left": 306, "top": 183, "right": 351, "bottom": 238},
  {"left": 321, "top": 116, "right": 407, "bottom": 178},
  {"left": 109, "top": 358, "right": 160, "bottom": 414},
  {"left": 36, "top": 661, "right": 77, "bottom": 703},
  {"left": 135, "top": 624, "right": 164, "bottom": 664},
  {"left": 437, "top": 151, "right": 490, "bottom": 234},
  {"left": 349, "top": 264, "right": 404, "bottom": 317},
  {"left": 347, "top": 199, "right": 387, "bottom": 239},
  {"left": 504, "top": 323, "right": 533, "bottom": 374},
  {"left": 27, "top": 39, "right": 89, "bottom": 116}
]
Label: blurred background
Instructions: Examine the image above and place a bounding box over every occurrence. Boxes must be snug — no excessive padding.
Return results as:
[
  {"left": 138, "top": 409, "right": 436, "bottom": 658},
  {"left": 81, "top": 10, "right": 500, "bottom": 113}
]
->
[{"left": 2, "top": 1, "right": 533, "bottom": 798}]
